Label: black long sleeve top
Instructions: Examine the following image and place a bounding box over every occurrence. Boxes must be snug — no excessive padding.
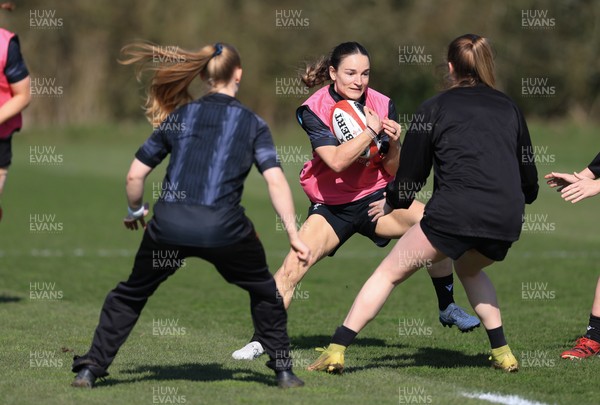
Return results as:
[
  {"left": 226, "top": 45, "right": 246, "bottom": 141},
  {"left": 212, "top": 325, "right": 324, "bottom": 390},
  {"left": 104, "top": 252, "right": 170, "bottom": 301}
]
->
[
  {"left": 587, "top": 153, "right": 600, "bottom": 178},
  {"left": 386, "top": 84, "right": 538, "bottom": 241}
]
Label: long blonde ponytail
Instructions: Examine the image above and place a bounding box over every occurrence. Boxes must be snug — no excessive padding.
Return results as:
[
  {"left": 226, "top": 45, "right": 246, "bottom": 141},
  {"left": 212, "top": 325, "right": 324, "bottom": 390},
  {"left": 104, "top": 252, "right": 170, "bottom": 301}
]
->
[{"left": 119, "top": 42, "right": 241, "bottom": 126}]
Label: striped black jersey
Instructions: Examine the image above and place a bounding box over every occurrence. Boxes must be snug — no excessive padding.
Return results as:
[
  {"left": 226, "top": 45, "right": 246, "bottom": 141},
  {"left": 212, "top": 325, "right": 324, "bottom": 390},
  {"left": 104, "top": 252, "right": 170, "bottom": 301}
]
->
[{"left": 135, "top": 93, "right": 280, "bottom": 247}]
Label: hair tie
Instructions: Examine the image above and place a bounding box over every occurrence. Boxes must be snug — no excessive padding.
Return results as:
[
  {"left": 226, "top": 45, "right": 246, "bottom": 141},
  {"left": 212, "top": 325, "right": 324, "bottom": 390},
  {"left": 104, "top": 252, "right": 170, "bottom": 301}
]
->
[{"left": 213, "top": 43, "right": 223, "bottom": 57}]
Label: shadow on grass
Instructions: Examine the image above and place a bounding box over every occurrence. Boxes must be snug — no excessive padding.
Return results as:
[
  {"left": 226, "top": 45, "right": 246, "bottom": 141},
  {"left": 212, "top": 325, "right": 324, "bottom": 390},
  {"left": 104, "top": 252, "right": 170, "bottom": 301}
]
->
[
  {"left": 292, "top": 335, "right": 489, "bottom": 372},
  {"left": 346, "top": 346, "right": 488, "bottom": 373},
  {"left": 96, "top": 362, "right": 273, "bottom": 388},
  {"left": 0, "top": 294, "right": 21, "bottom": 303},
  {"left": 291, "top": 335, "right": 404, "bottom": 350}
]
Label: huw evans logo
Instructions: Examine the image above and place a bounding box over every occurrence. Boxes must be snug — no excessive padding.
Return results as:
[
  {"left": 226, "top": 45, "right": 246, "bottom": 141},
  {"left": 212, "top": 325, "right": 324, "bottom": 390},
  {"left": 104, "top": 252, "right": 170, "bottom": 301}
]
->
[
  {"left": 29, "top": 350, "right": 63, "bottom": 367},
  {"left": 521, "top": 9, "right": 555, "bottom": 29},
  {"left": 521, "top": 213, "right": 556, "bottom": 233},
  {"left": 29, "top": 145, "right": 63, "bottom": 165},
  {"left": 397, "top": 113, "right": 432, "bottom": 133},
  {"left": 30, "top": 77, "right": 64, "bottom": 97},
  {"left": 152, "top": 386, "right": 186, "bottom": 404},
  {"left": 521, "top": 77, "right": 556, "bottom": 97},
  {"left": 521, "top": 145, "right": 556, "bottom": 165},
  {"left": 521, "top": 281, "right": 556, "bottom": 300},
  {"left": 399, "top": 386, "right": 433, "bottom": 404},
  {"left": 152, "top": 46, "right": 187, "bottom": 64},
  {"left": 275, "top": 77, "right": 309, "bottom": 97},
  {"left": 398, "top": 318, "right": 432, "bottom": 336},
  {"left": 30, "top": 281, "right": 63, "bottom": 300},
  {"left": 29, "top": 9, "right": 63, "bottom": 29},
  {"left": 29, "top": 214, "right": 64, "bottom": 234},
  {"left": 398, "top": 45, "right": 432, "bottom": 66},
  {"left": 275, "top": 9, "right": 309, "bottom": 28},
  {"left": 152, "top": 319, "right": 187, "bottom": 336},
  {"left": 275, "top": 145, "right": 311, "bottom": 164}
]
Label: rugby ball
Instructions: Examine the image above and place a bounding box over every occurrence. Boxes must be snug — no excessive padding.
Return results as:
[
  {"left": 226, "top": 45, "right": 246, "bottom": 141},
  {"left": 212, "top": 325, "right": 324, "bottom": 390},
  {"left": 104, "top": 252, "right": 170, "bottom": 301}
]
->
[{"left": 330, "top": 100, "right": 380, "bottom": 159}]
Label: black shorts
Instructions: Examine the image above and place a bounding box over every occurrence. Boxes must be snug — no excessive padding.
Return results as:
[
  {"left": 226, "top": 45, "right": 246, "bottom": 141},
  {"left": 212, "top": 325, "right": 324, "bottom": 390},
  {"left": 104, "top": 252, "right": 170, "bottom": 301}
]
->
[
  {"left": 0, "top": 136, "right": 12, "bottom": 167},
  {"left": 420, "top": 221, "right": 513, "bottom": 262},
  {"left": 308, "top": 189, "right": 390, "bottom": 256}
]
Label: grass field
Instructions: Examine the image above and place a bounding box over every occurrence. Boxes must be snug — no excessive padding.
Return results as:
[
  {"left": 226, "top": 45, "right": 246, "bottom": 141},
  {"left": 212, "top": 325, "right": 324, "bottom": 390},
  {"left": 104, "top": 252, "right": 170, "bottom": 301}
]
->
[{"left": 1, "top": 121, "right": 599, "bottom": 405}]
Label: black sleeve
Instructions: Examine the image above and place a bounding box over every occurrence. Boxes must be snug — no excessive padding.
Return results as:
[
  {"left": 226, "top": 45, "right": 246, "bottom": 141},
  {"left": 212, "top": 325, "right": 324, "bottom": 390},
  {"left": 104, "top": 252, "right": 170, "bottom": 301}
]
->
[
  {"left": 135, "top": 127, "right": 170, "bottom": 168},
  {"left": 387, "top": 99, "right": 398, "bottom": 121},
  {"left": 385, "top": 102, "right": 433, "bottom": 209},
  {"left": 587, "top": 152, "right": 600, "bottom": 178},
  {"left": 5, "top": 36, "right": 29, "bottom": 83},
  {"left": 296, "top": 105, "right": 339, "bottom": 150},
  {"left": 377, "top": 99, "right": 397, "bottom": 154},
  {"left": 516, "top": 109, "right": 539, "bottom": 204}
]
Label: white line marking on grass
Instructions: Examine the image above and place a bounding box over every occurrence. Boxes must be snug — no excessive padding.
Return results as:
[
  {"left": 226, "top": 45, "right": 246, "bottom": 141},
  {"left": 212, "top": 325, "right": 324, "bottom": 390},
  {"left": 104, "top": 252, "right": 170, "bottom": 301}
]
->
[{"left": 461, "top": 392, "right": 553, "bottom": 405}]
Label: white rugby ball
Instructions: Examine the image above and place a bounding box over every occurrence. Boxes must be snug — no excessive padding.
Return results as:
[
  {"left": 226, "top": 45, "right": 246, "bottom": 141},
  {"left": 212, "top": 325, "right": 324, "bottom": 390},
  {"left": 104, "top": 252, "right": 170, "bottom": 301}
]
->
[{"left": 329, "top": 100, "right": 380, "bottom": 159}]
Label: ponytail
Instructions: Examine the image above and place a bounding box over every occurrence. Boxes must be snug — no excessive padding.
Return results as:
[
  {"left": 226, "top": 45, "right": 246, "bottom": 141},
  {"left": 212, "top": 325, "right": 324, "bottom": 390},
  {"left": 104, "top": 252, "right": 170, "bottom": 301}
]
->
[
  {"left": 120, "top": 41, "right": 241, "bottom": 126},
  {"left": 446, "top": 34, "right": 495, "bottom": 89},
  {"left": 301, "top": 55, "right": 330, "bottom": 88}
]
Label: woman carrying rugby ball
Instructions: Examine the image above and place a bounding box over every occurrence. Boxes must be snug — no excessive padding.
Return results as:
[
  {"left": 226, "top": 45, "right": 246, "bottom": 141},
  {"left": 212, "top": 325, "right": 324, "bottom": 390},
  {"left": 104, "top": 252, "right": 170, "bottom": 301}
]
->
[
  {"left": 233, "top": 42, "right": 479, "bottom": 361},
  {"left": 308, "top": 34, "right": 538, "bottom": 374}
]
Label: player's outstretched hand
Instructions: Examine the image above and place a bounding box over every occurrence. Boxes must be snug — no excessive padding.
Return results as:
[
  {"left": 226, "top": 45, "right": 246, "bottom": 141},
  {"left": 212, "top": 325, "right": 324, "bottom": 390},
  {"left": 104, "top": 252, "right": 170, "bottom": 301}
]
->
[
  {"left": 368, "top": 193, "right": 393, "bottom": 222},
  {"left": 124, "top": 203, "right": 149, "bottom": 230},
  {"left": 544, "top": 171, "right": 578, "bottom": 191},
  {"left": 290, "top": 236, "right": 311, "bottom": 266},
  {"left": 560, "top": 172, "right": 600, "bottom": 203}
]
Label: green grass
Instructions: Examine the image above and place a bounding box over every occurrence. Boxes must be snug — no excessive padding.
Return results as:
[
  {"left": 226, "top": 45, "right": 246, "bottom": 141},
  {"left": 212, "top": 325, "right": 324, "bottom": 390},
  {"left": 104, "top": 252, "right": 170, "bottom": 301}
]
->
[{"left": 1, "top": 121, "right": 599, "bottom": 404}]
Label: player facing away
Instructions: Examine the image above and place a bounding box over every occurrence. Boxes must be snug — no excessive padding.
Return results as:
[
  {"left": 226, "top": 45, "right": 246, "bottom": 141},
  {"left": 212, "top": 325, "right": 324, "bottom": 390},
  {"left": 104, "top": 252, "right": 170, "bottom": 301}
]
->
[
  {"left": 308, "top": 34, "right": 538, "bottom": 374},
  {"left": 545, "top": 154, "right": 600, "bottom": 359},
  {"left": 232, "top": 41, "right": 480, "bottom": 361},
  {"left": 71, "top": 42, "right": 310, "bottom": 389},
  {"left": 0, "top": 3, "right": 32, "bottom": 222}
]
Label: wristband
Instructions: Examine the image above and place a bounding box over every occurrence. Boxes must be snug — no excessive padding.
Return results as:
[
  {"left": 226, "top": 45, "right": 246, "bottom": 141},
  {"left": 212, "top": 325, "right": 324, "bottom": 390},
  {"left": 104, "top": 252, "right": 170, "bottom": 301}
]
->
[
  {"left": 127, "top": 205, "right": 145, "bottom": 219},
  {"left": 366, "top": 125, "right": 378, "bottom": 141}
]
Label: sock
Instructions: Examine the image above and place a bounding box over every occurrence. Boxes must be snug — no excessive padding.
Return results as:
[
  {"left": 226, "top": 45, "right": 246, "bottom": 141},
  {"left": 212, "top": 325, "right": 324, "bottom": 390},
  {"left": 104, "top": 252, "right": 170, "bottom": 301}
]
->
[
  {"left": 331, "top": 325, "right": 357, "bottom": 347},
  {"left": 486, "top": 326, "right": 507, "bottom": 349},
  {"left": 431, "top": 274, "right": 454, "bottom": 311},
  {"left": 584, "top": 314, "right": 600, "bottom": 343}
]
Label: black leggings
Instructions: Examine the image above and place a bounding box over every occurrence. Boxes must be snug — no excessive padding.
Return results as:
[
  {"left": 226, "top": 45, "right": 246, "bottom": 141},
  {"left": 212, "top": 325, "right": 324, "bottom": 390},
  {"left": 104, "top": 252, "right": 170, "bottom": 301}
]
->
[{"left": 72, "top": 230, "right": 292, "bottom": 376}]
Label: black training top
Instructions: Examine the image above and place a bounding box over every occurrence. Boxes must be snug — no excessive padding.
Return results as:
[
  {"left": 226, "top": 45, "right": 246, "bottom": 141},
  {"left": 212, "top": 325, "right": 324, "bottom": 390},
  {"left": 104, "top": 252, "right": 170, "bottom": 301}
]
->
[
  {"left": 386, "top": 84, "right": 539, "bottom": 241},
  {"left": 135, "top": 93, "right": 280, "bottom": 247},
  {"left": 587, "top": 153, "right": 600, "bottom": 178},
  {"left": 5, "top": 36, "right": 28, "bottom": 83}
]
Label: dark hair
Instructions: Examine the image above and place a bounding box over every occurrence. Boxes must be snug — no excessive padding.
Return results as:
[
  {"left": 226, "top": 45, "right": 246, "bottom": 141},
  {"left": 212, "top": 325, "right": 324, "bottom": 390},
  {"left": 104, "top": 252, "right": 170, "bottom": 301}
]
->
[
  {"left": 301, "top": 42, "right": 370, "bottom": 88},
  {"left": 446, "top": 34, "right": 495, "bottom": 89}
]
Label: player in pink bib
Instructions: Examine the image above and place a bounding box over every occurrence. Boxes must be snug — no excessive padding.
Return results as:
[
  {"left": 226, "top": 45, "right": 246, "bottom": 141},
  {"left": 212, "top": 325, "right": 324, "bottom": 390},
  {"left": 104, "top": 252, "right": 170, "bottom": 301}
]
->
[
  {"left": 0, "top": 8, "right": 31, "bottom": 222},
  {"left": 232, "top": 42, "right": 479, "bottom": 361}
]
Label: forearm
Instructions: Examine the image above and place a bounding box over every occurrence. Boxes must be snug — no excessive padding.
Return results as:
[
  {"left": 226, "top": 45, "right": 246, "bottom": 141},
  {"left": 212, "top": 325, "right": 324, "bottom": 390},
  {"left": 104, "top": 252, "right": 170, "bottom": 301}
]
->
[
  {"left": 382, "top": 140, "right": 401, "bottom": 175},
  {"left": 578, "top": 167, "right": 596, "bottom": 179},
  {"left": 325, "top": 131, "right": 375, "bottom": 173},
  {"left": 0, "top": 93, "right": 30, "bottom": 125},
  {"left": 126, "top": 177, "right": 144, "bottom": 209},
  {"left": 266, "top": 170, "right": 300, "bottom": 241}
]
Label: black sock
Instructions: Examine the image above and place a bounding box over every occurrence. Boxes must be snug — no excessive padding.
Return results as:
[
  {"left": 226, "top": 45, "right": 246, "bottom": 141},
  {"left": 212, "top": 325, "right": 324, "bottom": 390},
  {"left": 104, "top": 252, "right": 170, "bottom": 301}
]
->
[
  {"left": 431, "top": 274, "right": 454, "bottom": 311},
  {"left": 331, "top": 325, "right": 357, "bottom": 347},
  {"left": 584, "top": 314, "right": 600, "bottom": 343},
  {"left": 486, "top": 326, "right": 507, "bottom": 349}
]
